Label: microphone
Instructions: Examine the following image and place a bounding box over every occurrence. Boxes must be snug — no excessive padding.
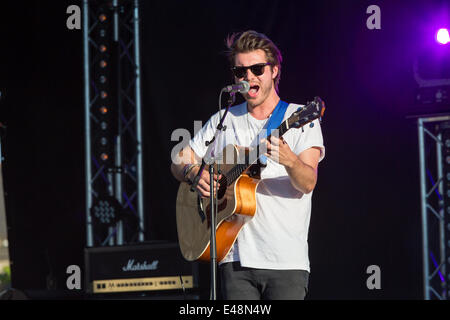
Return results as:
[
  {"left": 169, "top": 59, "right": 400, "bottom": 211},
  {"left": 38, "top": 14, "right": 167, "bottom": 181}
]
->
[{"left": 222, "top": 81, "right": 250, "bottom": 93}]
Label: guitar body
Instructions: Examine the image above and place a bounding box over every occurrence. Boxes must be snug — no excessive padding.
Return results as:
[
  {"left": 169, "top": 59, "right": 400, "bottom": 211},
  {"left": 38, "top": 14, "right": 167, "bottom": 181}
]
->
[{"left": 176, "top": 144, "right": 260, "bottom": 262}]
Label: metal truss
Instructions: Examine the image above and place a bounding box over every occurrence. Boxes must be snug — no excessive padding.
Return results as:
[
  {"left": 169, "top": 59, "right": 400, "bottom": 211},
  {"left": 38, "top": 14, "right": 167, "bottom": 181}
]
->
[
  {"left": 418, "top": 114, "right": 450, "bottom": 299},
  {"left": 83, "top": 0, "right": 144, "bottom": 247}
]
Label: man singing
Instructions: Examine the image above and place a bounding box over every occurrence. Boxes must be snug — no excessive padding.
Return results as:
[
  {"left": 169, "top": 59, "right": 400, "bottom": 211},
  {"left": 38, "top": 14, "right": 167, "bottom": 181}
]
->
[{"left": 171, "top": 30, "right": 325, "bottom": 300}]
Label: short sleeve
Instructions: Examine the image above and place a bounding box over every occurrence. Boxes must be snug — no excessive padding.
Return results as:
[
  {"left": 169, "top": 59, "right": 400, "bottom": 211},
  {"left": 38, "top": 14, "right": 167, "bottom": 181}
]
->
[{"left": 291, "top": 118, "right": 325, "bottom": 162}]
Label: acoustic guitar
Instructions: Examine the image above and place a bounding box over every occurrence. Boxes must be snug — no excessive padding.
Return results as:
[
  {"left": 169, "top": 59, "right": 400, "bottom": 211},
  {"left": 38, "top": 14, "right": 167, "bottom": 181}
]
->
[{"left": 176, "top": 97, "right": 325, "bottom": 262}]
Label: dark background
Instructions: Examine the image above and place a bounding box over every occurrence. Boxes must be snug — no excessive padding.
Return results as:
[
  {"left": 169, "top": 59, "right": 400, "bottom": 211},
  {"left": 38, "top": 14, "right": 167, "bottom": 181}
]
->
[{"left": 1, "top": 0, "right": 448, "bottom": 299}]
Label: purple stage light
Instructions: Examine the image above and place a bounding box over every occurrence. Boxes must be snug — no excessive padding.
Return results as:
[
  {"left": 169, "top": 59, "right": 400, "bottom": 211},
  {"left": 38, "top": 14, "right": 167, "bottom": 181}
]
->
[{"left": 436, "top": 28, "right": 450, "bottom": 45}]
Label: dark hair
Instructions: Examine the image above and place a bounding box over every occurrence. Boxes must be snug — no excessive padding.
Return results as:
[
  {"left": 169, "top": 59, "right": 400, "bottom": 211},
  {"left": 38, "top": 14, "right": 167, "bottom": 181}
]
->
[{"left": 226, "top": 30, "right": 283, "bottom": 92}]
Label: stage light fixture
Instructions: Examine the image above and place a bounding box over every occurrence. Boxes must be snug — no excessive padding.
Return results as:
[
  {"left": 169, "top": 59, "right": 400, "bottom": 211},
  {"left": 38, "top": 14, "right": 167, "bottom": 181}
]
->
[
  {"left": 101, "top": 91, "right": 108, "bottom": 99},
  {"left": 99, "top": 14, "right": 107, "bottom": 22},
  {"left": 437, "top": 28, "right": 450, "bottom": 45},
  {"left": 412, "top": 32, "right": 450, "bottom": 114},
  {"left": 100, "top": 45, "right": 107, "bottom": 53},
  {"left": 100, "top": 153, "right": 109, "bottom": 161},
  {"left": 91, "top": 196, "right": 123, "bottom": 226},
  {"left": 100, "top": 106, "right": 108, "bottom": 114}
]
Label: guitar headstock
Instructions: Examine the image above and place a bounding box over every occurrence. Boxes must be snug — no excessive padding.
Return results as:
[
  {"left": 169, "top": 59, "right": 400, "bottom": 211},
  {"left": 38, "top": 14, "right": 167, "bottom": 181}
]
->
[{"left": 287, "top": 96, "right": 326, "bottom": 129}]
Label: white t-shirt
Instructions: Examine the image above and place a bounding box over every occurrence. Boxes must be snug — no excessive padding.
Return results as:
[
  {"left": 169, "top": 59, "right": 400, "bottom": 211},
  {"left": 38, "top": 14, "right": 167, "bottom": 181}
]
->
[{"left": 189, "top": 102, "right": 325, "bottom": 271}]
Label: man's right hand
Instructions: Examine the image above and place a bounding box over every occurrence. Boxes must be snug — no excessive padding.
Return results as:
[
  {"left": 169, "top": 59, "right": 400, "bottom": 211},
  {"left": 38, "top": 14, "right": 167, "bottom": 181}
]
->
[{"left": 188, "top": 166, "right": 222, "bottom": 198}]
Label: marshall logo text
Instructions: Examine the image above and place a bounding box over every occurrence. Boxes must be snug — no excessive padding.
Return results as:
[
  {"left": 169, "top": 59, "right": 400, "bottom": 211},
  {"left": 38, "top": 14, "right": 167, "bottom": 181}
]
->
[{"left": 122, "top": 259, "right": 159, "bottom": 272}]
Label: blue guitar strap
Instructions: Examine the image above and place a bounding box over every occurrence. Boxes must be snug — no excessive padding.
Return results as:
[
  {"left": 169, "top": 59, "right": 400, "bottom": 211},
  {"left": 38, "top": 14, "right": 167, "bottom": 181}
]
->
[{"left": 258, "top": 99, "right": 289, "bottom": 164}]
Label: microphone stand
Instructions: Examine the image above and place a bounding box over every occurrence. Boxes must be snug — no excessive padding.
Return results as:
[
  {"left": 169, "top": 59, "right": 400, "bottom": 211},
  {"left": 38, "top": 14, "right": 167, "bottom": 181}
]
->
[{"left": 190, "top": 90, "right": 236, "bottom": 300}]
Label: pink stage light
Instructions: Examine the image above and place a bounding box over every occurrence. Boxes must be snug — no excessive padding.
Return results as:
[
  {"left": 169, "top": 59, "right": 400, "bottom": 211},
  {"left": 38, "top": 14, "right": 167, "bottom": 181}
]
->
[{"left": 436, "top": 28, "right": 450, "bottom": 45}]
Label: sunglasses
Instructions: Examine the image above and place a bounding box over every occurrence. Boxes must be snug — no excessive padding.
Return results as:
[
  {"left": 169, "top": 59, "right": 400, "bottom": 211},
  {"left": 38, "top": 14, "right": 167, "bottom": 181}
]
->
[{"left": 231, "top": 62, "right": 271, "bottom": 78}]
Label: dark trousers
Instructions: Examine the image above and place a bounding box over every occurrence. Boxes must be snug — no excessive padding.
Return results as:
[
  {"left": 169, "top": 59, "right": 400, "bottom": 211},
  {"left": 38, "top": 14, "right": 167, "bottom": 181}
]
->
[{"left": 219, "top": 262, "right": 309, "bottom": 300}]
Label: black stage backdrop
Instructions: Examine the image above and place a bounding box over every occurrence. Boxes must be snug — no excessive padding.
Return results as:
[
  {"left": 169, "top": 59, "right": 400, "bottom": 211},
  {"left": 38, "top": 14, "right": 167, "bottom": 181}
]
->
[{"left": 1, "top": 0, "right": 447, "bottom": 299}]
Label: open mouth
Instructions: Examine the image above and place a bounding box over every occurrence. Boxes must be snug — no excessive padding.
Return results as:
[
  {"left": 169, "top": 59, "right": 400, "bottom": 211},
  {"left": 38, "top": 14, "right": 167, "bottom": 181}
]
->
[{"left": 248, "top": 85, "right": 260, "bottom": 98}]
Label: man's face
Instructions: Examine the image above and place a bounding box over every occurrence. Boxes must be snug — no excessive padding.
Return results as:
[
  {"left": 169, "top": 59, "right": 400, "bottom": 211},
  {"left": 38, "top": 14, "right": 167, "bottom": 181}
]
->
[{"left": 233, "top": 49, "right": 278, "bottom": 108}]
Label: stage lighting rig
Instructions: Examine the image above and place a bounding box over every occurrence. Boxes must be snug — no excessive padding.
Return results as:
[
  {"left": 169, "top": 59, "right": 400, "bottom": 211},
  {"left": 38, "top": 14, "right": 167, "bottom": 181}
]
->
[
  {"left": 443, "top": 125, "right": 450, "bottom": 271},
  {"left": 83, "top": 0, "right": 144, "bottom": 247},
  {"left": 412, "top": 27, "right": 450, "bottom": 115},
  {"left": 416, "top": 25, "right": 450, "bottom": 299},
  {"left": 418, "top": 116, "right": 450, "bottom": 300}
]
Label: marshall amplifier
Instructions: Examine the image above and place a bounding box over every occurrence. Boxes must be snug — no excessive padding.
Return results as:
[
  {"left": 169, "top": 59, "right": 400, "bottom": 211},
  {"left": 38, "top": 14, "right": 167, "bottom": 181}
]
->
[{"left": 84, "top": 242, "right": 199, "bottom": 295}]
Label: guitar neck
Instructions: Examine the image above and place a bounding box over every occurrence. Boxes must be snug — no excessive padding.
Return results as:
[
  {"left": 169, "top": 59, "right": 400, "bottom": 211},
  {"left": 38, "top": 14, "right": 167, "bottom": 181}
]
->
[
  {"left": 266, "top": 120, "right": 289, "bottom": 141},
  {"left": 223, "top": 120, "right": 290, "bottom": 185}
]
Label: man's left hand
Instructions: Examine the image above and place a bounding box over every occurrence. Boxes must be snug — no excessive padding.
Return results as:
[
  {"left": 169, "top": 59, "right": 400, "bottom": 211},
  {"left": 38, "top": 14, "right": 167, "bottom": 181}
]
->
[{"left": 263, "top": 136, "right": 298, "bottom": 168}]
